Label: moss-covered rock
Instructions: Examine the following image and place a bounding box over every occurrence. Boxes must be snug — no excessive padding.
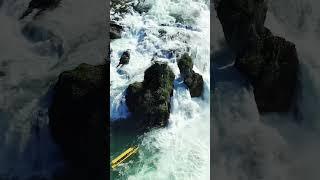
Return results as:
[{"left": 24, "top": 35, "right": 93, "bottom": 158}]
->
[
  {"left": 236, "top": 30, "right": 299, "bottom": 112},
  {"left": 178, "top": 53, "right": 204, "bottom": 97},
  {"left": 125, "top": 62, "right": 175, "bottom": 130},
  {"left": 49, "top": 63, "right": 107, "bottom": 179},
  {"left": 216, "top": 0, "right": 299, "bottom": 113}
]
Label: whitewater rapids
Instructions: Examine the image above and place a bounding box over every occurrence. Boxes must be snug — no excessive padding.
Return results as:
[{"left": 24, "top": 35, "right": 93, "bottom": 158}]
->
[{"left": 110, "top": 0, "right": 210, "bottom": 179}]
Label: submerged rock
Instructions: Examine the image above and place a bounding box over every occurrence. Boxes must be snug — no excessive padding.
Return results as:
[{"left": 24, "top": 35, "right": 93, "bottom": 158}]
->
[
  {"left": 126, "top": 62, "right": 175, "bottom": 130},
  {"left": 117, "top": 50, "right": 130, "bottom": 67},
  {"left": 215, "top": 0, "right": 299, "bottom": 112},
  {"left": 110, "top": 21, "right": 123, "bottom": 40},
  {"left": 49, "top": 63, "right": 107, "bottom": 179},
  {"left": 178, "top": 53, "right": 204, "bottom": 97},
  {"left": 111, "top": 0, "right": 132, "bottom": 14},
  {"left": 132, "top": 0, "right": 152, "bottom": 14}
]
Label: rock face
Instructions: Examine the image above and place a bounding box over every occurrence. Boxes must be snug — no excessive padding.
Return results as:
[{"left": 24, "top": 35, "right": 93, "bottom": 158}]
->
[
  {"left": 215, "top": 0, "right": 299, "bottom": 112},
  {"left": 126, "top": 62, "right": 175, "bottom": 130},
  {"left": 49, "top": 63, "right": 107, "bottom": 179},
  {"left": 216, "top": 0, "right": 268, "bottom": 56},
  {"left": 110, "top": 21, "right": 123, "bottom": 40},
  {"left": 178, "top": 53, "right": 204, "bottom": 97}
]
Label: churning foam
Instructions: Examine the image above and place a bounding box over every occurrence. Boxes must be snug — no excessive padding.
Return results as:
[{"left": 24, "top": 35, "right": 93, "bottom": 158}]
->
[{"left": 110, "top": 0, "right": 210, "bottom": 179}]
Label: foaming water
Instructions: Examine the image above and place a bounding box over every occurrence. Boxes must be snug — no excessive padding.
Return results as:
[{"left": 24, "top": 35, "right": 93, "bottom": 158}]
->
[
  {"left": 0, "top": 0, "right": 105, "bottom": 178},
  {"left": 110, "top": 0, "right": 210, "bottom": 179}
]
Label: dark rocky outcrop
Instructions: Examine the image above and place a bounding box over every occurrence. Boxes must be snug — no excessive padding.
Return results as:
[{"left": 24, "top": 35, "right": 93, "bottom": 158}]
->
[
  {"left": 178, "top": 53, "right": 204, "bottom": 97},
  {"left": 132, "top": 1, "right": 152, "bottom": 14},
  {"left": 235, "top": 29, "right": 299, "bottom": 112},
  {"left": 158, "top": 29, "right": 167, "bottom": 37},
  {"left": 125, "top": 62, "right": 175, "bottom": 130},
  {"left": 216, "top": 0, "right": 268, "bottom": 56},
  {"left": 111, "top": 0, "right": 132, "bottom": 14},
  {"left": 49, "top": 63, "right": 107, "bottom": 180},
  {"left": 215, "top": 0, "right": 299, "bottom": 112},
  {"left": 117, "top": 50, "right": 130, "bottom": 67},
  {"left": 110, "top": 21, "right": 123, "bottom": 40},
  {"left": 19, "top": 0, "right": 61, "bottom": 20}
]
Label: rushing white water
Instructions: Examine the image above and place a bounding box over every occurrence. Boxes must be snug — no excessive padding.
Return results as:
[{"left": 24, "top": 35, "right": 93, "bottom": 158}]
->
[
  {"left": 110, "top": 0, "right": 210, "bottom": 179},
  {"left": 0, "top": 0, "right": 105, "bottom": 178},
  {"left": 213, "top": 0, "right": 320, "bottom": 179}
]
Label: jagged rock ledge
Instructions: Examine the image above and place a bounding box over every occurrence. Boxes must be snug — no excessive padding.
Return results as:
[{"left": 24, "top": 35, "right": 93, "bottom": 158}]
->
[
  {"left": 49, "top": 63, "right": 108, "bottom": 180},
  {"left": 110, "top": 21, "right": 123, "bottom": 40},
  {"left": 178, "top": 53, "right": 204, "bottom": 97},
  {"left": 216, "top": 0, "right": 299, "bottom": 113}
]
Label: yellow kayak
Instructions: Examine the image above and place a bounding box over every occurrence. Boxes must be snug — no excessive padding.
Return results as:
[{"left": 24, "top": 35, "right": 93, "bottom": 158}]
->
[{"left": 111, "top": 146, "right": 139, "bottom": 169}]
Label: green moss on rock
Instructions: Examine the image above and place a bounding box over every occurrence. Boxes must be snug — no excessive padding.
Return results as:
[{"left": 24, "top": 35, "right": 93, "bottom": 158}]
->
[
  {"left": 177, "top": 53, "right": 204, "bottom": 97},
  {"left": 126, "top": 62, "right": 175, "bottom": 130}
]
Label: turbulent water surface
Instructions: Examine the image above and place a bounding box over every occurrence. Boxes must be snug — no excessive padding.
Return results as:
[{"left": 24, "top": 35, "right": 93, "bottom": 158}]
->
[
  {"left": 110, "top": 0, "right": 210, "bottom": 179},
  {"left": 0, "top": 0, "right": 105, "bottom": 178},
  {"left": 213, "top": 0, "right": 320, "bottom": 179}
]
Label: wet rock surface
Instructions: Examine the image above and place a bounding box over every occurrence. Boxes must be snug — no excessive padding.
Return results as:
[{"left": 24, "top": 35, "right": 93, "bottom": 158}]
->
[
  {"left": 178, "top": 53, "right": 204, "bottom": 97},
  {"left": 49, "top": 63, "right": 107, "bottom": 180},
  {"left": 236, "top": 29, "right": 299, "bottom": 112},
  {"left": 111, "top": 0, "right": 132, "bottom": 15},
  {"left": 110, "top": 21, "right": 123, "bottom": 40},
  {"left": 117, "top": 50, "right": 130, "bottom": 67},
  {"left": 125, "top": 62, "right": 175, "bottom": 130},
  {"left": 216, "top": 0, "right": 299, "bottom": 112}
]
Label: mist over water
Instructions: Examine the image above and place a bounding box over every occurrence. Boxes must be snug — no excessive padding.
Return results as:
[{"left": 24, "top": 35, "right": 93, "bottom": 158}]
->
[
  {"left": 213, "top": 0, "right": 320, "bottom": 179},
  {"left": 110, "top": 0, "right": 210, "bottom": 179},
  {"left": 0, "top": 0, "right": 105, "bottom": 178}
]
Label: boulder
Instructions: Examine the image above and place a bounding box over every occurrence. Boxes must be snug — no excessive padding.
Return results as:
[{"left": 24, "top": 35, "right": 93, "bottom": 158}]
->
[
  {"left": 215, "top": 0, "right": 299, "bottom": 112},
  {"left": 132, "top": 0, "right": 152, "bottom": 14},
  {"left": 178, "top": 53, "right": 204, "bottom": 97},
  {"left": 117, "top": 50, "right": 130, "bottom": 67},
  {"left": 110, "top": 21, "right": 123, "bottom": 40},
  {"left": 236, "top": 29, "right": 299, "bottom": 112},
  {"left": 125, "top": 62, "right": 175, "bottom": 130},
  {"left": 216, "top": 0, "right": 268, "bottom": 55},
  {"left": 49, "top": 63, "right": 107, "bottom": 179},
  {"left": 111, "top": 0, "right": 132, "bottom": 14}
]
